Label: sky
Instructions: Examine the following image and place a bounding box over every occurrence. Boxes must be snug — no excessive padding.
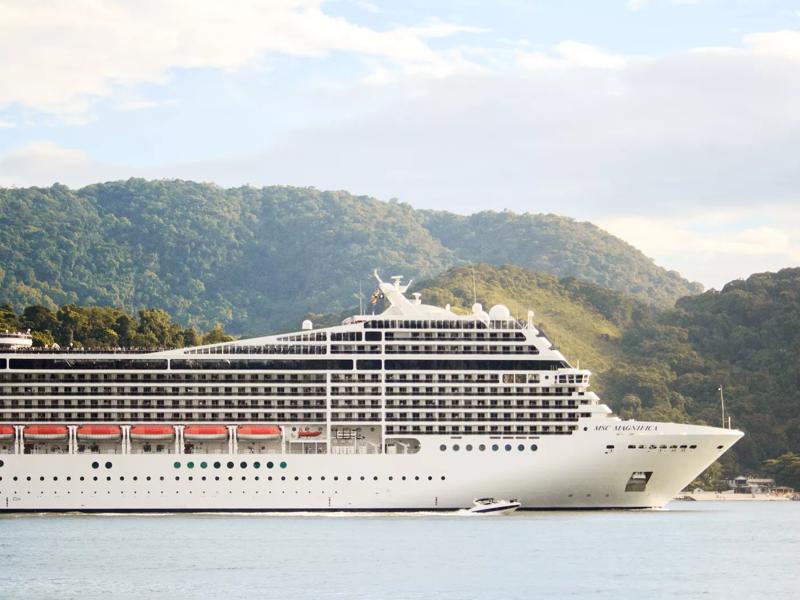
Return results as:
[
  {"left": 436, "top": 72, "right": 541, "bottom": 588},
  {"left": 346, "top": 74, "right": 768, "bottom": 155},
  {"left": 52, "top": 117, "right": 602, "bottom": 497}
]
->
[{"left": 1, "top": 0, "right": 799, "bottom": 290}]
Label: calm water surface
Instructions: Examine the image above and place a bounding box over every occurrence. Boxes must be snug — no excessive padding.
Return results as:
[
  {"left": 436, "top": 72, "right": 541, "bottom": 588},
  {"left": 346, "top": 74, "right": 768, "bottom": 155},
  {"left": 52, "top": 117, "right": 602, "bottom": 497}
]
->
[{"left": 2, "top": 502, "right": 799, "bottom": 599}]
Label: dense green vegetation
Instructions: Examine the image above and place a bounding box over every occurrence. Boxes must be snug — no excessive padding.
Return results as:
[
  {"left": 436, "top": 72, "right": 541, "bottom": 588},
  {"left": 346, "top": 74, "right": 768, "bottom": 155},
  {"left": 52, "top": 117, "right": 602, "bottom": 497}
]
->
[
  {"left": 0, "top": 179, "right": 700, "bottom": 334},
  {"left": 0, "top": 303, "right": 232, "bottom": 349},
  {"left": 415, "top": 265, "right": 800, "bottom": 486}
]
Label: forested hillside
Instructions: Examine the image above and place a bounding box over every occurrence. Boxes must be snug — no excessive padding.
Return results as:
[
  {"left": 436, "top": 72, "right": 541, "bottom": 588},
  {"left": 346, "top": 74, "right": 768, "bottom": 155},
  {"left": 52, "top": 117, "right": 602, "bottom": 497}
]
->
[{"left": 0, "top": 179, "right": 700, "bottom": 334}]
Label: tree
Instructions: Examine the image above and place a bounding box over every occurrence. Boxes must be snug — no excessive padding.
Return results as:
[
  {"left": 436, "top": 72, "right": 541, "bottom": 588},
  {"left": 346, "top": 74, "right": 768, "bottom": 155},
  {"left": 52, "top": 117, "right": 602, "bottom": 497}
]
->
[{"left": 202, "top": 323, "right": 233, "bottom": 345}]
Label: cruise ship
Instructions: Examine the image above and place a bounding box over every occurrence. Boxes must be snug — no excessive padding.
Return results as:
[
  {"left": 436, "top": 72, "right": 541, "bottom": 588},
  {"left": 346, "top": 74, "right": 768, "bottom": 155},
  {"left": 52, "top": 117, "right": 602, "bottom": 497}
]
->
[{"left": 0, "top": 274, "right": 742, "bottom": 512}]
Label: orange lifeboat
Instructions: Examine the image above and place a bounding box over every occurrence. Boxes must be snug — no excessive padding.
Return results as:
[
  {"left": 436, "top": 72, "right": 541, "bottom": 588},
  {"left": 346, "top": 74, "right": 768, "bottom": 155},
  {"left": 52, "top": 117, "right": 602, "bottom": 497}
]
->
[
  {"left": 24, "top": 424, "right": 68, "bottom": 441},
  {"left": 0, "top": 425, "right": 14, "bottom": 440},
  {"left": 130, "top": 425, "right": 174, "bottom": 441},
  {"left": 298, "top": 428, "right": 322, "bottom": 438},
  {"left": 184, "top": 425, "right": 228, "bottom": 441},
  {"left": 237, "top": 424, "right": 281, "bottom": 441},
  {"left": 77, "top": 424, "right": 121, "bottom": 441}
]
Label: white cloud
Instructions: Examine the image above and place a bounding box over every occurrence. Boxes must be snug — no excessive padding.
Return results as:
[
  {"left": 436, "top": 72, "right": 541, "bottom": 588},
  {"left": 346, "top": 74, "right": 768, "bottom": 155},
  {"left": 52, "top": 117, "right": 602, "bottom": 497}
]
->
[
  {"left": 117, "top": 99, "right": 178, "bottom": 111},
  {"left": 517, "top": 41, "right": 633, "bottom": 70},
  {"left": 0, "top": 120, "right": 15, "bottom": 129},
  {"left": 0, "top": 0, "right": 481, "bottom": 114},
  {"left": 0, "top": 141, "right": 129, "bottom": 187},
  {"left": 598, "top": 209, "right": 800, "bottom": 289}
]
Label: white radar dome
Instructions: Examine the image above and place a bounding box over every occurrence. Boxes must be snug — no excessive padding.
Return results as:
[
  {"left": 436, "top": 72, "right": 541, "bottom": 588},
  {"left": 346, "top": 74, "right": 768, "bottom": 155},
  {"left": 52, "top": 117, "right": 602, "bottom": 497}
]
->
[
  {"left": 489, "top": 304, "right": 511, "bottom": 320},
  {"left": 301, "top": 320, "right": 313, "bottom": 330},
  {"left": 471, "top": 303, "right": 483, "bottom": 314}
]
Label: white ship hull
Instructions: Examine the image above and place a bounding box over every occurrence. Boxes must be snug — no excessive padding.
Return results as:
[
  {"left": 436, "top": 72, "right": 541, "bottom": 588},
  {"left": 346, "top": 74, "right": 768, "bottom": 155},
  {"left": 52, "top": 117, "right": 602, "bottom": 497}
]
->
[{"left": 0, "top": 423, "right": 742, "bottom": 512}]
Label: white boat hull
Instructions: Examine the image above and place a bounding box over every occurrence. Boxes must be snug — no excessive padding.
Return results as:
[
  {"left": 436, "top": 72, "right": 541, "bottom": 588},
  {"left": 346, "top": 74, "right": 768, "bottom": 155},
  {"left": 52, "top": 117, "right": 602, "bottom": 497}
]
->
[{"left": 0, "top": 423, "right": 742, "bottom": 512}]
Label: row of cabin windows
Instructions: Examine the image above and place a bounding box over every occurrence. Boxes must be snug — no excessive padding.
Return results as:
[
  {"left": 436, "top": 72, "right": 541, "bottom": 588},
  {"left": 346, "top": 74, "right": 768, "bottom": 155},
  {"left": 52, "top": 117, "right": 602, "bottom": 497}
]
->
[
  {"left": 0, "top": 413, "right": 326, "bottom": 421},
  {"left": 186, "top": 345, "right": 327, "bottom": 355},
  {"left": 364, "top": 319, "right": 528, "bottom": 330},
  {"left": 0, "top": 373, "right": 327, "bottom": 383},
  {"left": 441, "top": 442, "right": 538, "bottom": 452},
  {"left": 0, "top": 474, "right": 448, "bottom": 485},
  {"left": 385, "top": 331, "right": 526, "bottom": 341},
  {"left": 385, "top": 413, "right": 580, "bottom": 422},
  {"left": 387, "top": 424, "right": 576, "bottom": 435}
]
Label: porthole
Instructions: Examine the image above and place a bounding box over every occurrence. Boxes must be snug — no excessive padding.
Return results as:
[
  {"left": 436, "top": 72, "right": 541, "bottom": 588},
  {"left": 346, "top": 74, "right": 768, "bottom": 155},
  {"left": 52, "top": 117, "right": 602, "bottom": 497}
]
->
[
  {"left": 202, "top": 476, "right": 207, "bottom": 481},
  {"left": 175, "top": 476, "right": 180, "bottom": 481},
  {"left": 200, "top": 462, "right": 207, "bottom": 469},
  {"left": 189, "top": 476, "right": 194, "bottom": 481},
  {"left": 307, "top": 476, "right": 313, "bottom": 481},
  {"left": 254, "top": 462, "right": 261, "bottom": 469},
  {"left": 530, "top": 444, "right": 538, "bottom": 451},
  {"left": 347, "top": 476, "right": 352, "bottom": 481},
  {"left": 321, "top": 476, "right": 326, "bottom": 481},
  {"left": 689, "top": 445, "right": 697, "bottom": 449},
  {"left": 91, "top": 462, "right": 99, "bottom": 469},
  {"left": 388, "top": 476, "right": 393, "bottom": 481},
  {"left": 504, "top": 444, "right": 512, "bottom": 451},
  {"left": 240, "top": 462, "right": 248, "bottom": 469},
  {"left": 92, "top": 476, "right": 97, "bottom": 481},
  {"left": 159, "top": 476, "right": 165, "bottom": 481},
  {"left": 453, "top": 444, "right": 460, "bottom": 451},
  {"left": 414, "top": 476, "right": 420, "bottom": 481},
  {"left": 187, "top": 462, "right": 195, "bottom": 469},
  {"left": 466, "top": 444, "right": 473, "bottom": 451},
  {"left": 479, "top": 444, "right": 486, "bottom": 451},
  {"left": 441, "top": 476, "right": 446, "bottom": 480},
  {"left": 267, "top": 461, "right": 274, "bottom": 469},
  {"left": 214, "top": 461, "right": 221, "bottom": 469},
  {"left": 427, "top": 476, "right": 432, "bottom": 480},
  {"left": 294, "top": 476, "right": 300, "bottom": 481},
  {"left": 228, "top": 476, "right": 233, "bottom": 481},
  {"left": 401, "top": 476, "right": 406, "bottom": 481},
  {"left": 173, "top": 462, "right": 181, "bottom": 469},
  {"left": 39, "top": 476, "right": 44, "bottom": 481},
  {"left": 373, "top": 476, "right": 378, "bottom": 481},
  {"left": 492, "top": 444, "right": 499, "bottom": 451},
  {"left": 242, "top": 476, "right": 246, "bottom": 481},
  {"left": 281, "top": 476, "right": 286, "bottom": 481},
  {"left": 105, "top": 461, "right": 112, "bottom": 469},
  {"left": 360, "top": 476, "right": 365, "bottom": 481},
  {"left": 280, "top": 461, "right": 287, "bottom": 469},
  {"left": 227, "top": 461, "right": 234, "bottom": 469},
  {"left": 439, "top": 444, "right": 446, "bottom": 451},
  {"left": 517, "top": 444, "right": 524, "bottom": 451},
  {"left": 79, "top": 476, "right": 84, "bottom": 481}
]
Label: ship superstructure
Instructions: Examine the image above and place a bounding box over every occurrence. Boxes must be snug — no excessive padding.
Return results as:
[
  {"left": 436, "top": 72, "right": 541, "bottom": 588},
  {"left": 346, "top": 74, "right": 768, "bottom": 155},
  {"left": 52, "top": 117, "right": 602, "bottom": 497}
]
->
[{"left": 0, "top": 274, "right": 742, "bottom": 512}]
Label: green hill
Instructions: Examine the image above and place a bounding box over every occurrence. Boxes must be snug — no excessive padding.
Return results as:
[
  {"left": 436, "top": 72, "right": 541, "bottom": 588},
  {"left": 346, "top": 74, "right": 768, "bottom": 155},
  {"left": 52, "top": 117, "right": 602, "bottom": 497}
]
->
[{"left": 0, "top": 179, "right": 700, "bottom": 334}]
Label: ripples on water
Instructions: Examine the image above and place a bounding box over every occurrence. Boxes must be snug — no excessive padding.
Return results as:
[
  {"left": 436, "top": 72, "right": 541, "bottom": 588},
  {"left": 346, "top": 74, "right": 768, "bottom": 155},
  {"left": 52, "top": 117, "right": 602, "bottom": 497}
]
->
[{"left": 2, "top": 502, "right": 799, "bottom": 600}]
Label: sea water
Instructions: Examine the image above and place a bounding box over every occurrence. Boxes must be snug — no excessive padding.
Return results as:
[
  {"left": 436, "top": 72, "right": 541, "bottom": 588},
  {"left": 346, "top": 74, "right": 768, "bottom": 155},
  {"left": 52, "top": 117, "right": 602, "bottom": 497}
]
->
[{"left": 1, "top": 502, "right": 799, "bottom": 599}]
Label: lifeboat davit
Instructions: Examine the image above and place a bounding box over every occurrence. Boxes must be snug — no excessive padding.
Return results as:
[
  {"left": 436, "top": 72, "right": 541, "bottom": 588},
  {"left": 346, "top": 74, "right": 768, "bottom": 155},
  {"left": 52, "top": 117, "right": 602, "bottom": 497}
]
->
[
  {"left": 130, "top": 425, "right": 174, "bottom": 441},
  {"left": 24, "top": 424, "right": 68, "bottom": 441},
  {"left": 77, "top": 424, "right": 121, "bottom": 441},
  {"left": 0, "top": 425, "right": 14, "bottom": 440},
  {"left": 237, "top": 424, "right": 281, "bottom": 441},
  {"left": 297, "top": 428, "right": 322, "bottom": 438},
  {"left": 184, "top": 425, "right": 228, "bottom": 441}
]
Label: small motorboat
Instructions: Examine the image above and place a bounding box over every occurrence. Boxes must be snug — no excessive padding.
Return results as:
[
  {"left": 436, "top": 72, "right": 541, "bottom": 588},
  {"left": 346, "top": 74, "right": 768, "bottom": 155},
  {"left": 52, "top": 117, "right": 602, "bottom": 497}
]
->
[{"left": 464, "top": 498, "right": 521, "bottom": 515}]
